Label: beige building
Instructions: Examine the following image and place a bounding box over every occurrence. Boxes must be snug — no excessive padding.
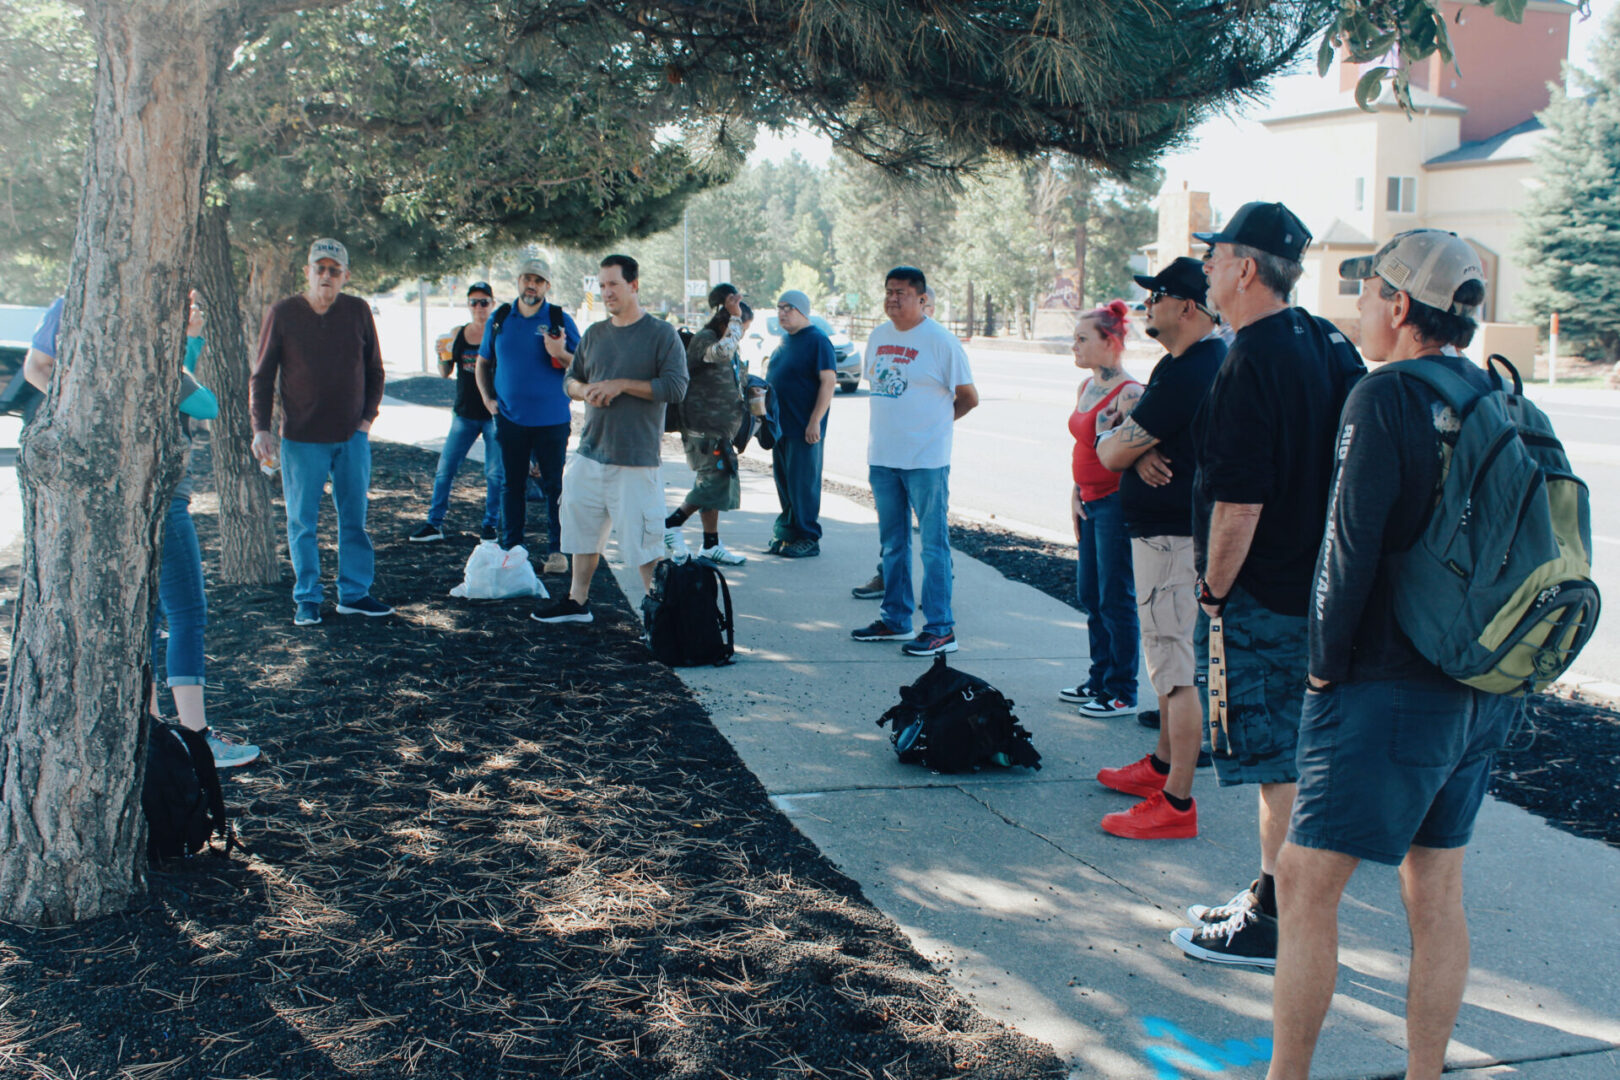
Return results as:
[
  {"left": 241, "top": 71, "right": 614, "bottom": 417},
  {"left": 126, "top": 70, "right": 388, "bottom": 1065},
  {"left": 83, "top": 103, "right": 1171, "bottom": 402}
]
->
[{"left": 1157, "top": 0, "right": 1573, "bottom": 337}]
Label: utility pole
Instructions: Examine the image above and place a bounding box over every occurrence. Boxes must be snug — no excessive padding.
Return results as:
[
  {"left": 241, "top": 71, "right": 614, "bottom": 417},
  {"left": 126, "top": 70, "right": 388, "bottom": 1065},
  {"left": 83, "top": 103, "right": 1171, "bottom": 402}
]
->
[{"left": 683, "top": 207, "right": 691, "bottom": 326}]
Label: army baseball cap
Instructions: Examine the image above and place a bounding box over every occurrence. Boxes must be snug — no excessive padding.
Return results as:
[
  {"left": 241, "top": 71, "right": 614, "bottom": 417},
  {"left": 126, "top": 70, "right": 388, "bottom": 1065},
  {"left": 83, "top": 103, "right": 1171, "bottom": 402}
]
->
[
  {"left": 308, "top": 237, "right": 349, "bottom": 268},
  {"left": 1193, "top": 201, "right": 1312, "bottom": 263},
  {"left": 1339, "top": 230, "right": 1486, "bottom": 316}
]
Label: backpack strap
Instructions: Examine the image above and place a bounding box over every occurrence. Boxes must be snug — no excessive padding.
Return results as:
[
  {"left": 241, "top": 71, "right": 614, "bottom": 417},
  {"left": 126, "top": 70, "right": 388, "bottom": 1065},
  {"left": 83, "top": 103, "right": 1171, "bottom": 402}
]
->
[
  {"left": 711, "top": 567, "right": 735, "bottom": 665},
  {"left": 1368, "top": 356, "right": 1490, "bottom": 420},
  {"left": 175, "top": 726, "right": 234, "bottom": 856}
]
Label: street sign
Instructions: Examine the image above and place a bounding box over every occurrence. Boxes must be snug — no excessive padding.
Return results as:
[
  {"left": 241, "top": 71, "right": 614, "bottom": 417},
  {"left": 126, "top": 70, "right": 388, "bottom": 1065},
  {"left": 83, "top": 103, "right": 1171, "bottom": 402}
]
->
[
  {"left": 686, "top": 279, "right": 708, "bottom": 298},
  {"left": 708, "top": 259, "right": 731, "bottom": 287},
  {"left": 581, "top": 274, "right": 599, "bottom": 295}
]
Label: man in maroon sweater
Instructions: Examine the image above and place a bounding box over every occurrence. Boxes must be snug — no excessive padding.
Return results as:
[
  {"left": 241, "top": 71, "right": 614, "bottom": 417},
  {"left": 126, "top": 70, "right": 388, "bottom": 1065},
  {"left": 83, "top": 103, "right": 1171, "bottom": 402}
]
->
[{"left": 250, "top": 238, "right": 392, "bottom": 626}]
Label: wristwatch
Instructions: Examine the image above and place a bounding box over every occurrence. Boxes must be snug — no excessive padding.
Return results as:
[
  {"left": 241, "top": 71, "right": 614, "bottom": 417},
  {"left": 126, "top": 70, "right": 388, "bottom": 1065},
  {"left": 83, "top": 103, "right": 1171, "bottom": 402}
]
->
[{"left": 1196, "top": 576, "right": 1227, "bottom": 613}]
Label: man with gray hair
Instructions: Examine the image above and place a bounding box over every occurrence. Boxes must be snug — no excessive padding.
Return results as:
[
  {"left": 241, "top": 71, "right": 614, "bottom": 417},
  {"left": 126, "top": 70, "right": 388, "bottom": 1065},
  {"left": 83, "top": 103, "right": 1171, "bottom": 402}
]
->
[
  {"left": 1268, "top": 231, "right": 1510, "bottom": 1080},
  {"left": 765, "top": 288, "right": 837, "bottom": 558},
  {"left": 251, "top": 237, "right": 391, "bottom": 627},
  {"left": 1166, "top": 202, "right": 1363, "bottom": 967}
]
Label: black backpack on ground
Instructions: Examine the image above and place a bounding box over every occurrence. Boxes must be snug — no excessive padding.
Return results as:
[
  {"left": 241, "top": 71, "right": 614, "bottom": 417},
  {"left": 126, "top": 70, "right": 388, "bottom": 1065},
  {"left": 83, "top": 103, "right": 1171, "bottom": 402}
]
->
[
  {"left": 642, "top": 559, "right": 735, "bottom": 666},
  {"left": 877, "top": 655, "right": 1041, "bottom": 773},
  {"left": 142, "top": 721, "right": 233, "bottom": 861}
]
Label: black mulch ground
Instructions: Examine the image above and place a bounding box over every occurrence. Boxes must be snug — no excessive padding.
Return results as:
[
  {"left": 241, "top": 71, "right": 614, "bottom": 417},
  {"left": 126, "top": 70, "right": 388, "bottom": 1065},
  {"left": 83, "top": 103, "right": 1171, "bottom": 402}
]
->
[
  {"left": 804, "top": 471, "right": 1620, "bottom": 852},
  {"left": 0, "top": 432, "right": 1066, "bottom": 1080}
]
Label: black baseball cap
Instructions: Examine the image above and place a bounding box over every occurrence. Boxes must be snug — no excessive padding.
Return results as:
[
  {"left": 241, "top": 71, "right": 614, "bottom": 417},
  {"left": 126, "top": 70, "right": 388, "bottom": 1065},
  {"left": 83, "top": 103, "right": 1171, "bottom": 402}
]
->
[
  {"left": 1193, "top": 201, "right": 1312, "bottom": 263},
  {"left": 1132, "top": 257, "right": 1209, "bottom": 305},
  {"left": 467, "top": 281, "right": 493, "bottom": 296}
]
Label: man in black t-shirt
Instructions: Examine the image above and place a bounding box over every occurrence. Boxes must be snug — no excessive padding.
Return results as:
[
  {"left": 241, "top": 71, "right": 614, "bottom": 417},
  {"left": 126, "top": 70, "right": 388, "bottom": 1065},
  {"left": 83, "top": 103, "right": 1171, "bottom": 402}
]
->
[
  {"left": 1093, "top": 256, "right": 1225, "bottom": 841},
  {"left": 1269, "top": 232, "right": 1514, "bottom": 1080},
  {"left": 1168, "top": 202, "right": 1364, "bottom": 970},
  {"left": 410, "top": 282, "right": 504, "bottom": 542}
]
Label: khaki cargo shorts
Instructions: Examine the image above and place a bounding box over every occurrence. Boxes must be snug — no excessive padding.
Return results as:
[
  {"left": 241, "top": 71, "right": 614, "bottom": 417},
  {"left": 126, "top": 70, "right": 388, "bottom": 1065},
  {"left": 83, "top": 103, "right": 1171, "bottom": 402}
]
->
[{"left": 1132, "top": 535, "right": 1197, "bottom": 696}]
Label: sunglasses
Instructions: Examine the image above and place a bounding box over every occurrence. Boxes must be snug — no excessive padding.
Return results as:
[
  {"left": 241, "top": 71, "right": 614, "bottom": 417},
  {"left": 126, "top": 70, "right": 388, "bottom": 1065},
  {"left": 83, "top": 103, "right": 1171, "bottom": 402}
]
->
[
  {"left": 311, "top": 265, "right": 345, "bottom": 278},
  {"left": 468, "top": 298, "right": 492, "bottom": 307}
]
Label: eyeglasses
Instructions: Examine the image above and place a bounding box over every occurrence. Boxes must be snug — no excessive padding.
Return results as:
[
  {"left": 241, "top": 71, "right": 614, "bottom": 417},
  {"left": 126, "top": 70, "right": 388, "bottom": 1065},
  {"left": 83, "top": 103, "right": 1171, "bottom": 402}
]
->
[
  {"left": 468, "top": 298, "right": 492, "bottom": 307},
  {"left": 311, "top": 265, "right": 345, "bottom": 278},
  {"left": 776, "top": 303, "right": 795, "bottom": 312}
]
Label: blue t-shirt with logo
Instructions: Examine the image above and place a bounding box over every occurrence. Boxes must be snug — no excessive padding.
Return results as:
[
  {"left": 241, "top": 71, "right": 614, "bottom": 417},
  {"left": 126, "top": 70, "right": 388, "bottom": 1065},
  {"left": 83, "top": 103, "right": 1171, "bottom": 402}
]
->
[{"left": 479, "top": 302, "right": 581, "bottom": 427}]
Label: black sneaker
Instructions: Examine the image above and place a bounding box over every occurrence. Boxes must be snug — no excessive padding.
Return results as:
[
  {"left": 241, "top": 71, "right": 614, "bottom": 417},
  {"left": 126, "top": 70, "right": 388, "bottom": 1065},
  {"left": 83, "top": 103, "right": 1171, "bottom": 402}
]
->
[
  {"left": 1138, "top": 708, "right": 1162, "bottom": 729},
  {"left": 851, "top": 619, "right": 914, "bottom": 642},
  {"left": 1078, "top": 697, "right": 1137, "bottom": 718},
  {"left": 409, "top": 523, "right": 445, "bottom": 543},
  {"left": 480, "top": 525, "right": 498, "bottom": 541},
  {"left": 335, "top": 596, "right": 394, "bottom": 617},
  {"left": 902, "top": 631, "right": 957, "bottom": 657},
  {"left": 1169, "top": 907, "right": 1277, "bottom": 969},
  {"left": 531, "top": 598, "right": 593, "bottom": 624},
  {"left": 778, "top": 539, "right": 820, "bottom": 558},
  {"left": 1058, "top": 684, "right": 1102, "bottom": 704},
  {"left": 1187, "top": 881, "right": 1260, "bottom": 924}
]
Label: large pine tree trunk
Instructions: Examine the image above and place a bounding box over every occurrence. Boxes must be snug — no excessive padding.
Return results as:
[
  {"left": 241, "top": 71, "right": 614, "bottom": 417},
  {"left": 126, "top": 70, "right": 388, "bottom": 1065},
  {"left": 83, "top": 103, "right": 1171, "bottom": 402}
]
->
[
  {"left": 195, "top": 200, "right": 279, "bottom": 583},
  {"left": 0, "top": 0, "right": 232, "bottom": 926}
]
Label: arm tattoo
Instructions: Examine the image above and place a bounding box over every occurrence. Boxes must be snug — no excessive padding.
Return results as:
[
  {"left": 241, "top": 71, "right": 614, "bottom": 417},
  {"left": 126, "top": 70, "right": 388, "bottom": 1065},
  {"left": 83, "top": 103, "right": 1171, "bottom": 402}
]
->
[{"left": 1115, "top": 417, "right": 1159, "bottom": 449}]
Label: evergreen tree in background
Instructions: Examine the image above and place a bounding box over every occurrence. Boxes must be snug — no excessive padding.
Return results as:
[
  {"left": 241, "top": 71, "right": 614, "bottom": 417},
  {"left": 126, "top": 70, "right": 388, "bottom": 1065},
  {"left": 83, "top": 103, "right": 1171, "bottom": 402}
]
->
[{"left": 1519, "top": 1, "right": 1620, "bottom": 364}]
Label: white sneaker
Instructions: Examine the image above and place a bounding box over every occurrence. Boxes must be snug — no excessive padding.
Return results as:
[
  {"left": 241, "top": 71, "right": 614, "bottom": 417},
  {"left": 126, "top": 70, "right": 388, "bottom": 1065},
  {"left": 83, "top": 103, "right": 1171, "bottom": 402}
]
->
[
  {"left": 663, "top": 528, "right": 691, "bottom": 562},
  {"left": 697, "top": 542, "right": 746, "bottom": 566},
  {"left": 207, "top": 731, "right": 260, "bottom": 768}
]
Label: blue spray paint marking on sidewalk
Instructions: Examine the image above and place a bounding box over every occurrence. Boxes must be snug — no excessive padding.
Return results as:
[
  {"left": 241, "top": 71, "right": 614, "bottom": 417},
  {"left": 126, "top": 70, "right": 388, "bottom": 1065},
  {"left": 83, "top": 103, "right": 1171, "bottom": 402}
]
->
[{"left": 1141, "top": 1017, "right": 1272, "bottom": 1079}]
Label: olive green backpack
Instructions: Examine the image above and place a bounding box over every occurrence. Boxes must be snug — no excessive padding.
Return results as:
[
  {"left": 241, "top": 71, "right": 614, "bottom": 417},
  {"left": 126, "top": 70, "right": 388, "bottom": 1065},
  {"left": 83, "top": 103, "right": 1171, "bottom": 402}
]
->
[{"left": 1377, "top": 356, "right": 1599, "bottom": 695}]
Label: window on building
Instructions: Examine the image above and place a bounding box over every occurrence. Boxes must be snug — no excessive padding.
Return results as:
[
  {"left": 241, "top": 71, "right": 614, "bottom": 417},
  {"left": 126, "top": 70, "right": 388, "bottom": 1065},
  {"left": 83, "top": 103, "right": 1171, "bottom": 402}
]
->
[
  {"left": 1353, "top": 178, "right": 1365, "bottom": 212},
  {"left": 1338, "top": 279, "right": 1362, "bottom": 296},
  {"left": 1386, "top": 176, "right": 1416, "bottom": 213}
]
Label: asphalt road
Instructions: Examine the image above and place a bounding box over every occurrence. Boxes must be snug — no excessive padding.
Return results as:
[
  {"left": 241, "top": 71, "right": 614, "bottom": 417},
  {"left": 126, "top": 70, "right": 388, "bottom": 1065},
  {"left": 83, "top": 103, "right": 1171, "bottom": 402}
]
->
[{"left": 755, "top": 345, "right": 1620, "bottom": 684}]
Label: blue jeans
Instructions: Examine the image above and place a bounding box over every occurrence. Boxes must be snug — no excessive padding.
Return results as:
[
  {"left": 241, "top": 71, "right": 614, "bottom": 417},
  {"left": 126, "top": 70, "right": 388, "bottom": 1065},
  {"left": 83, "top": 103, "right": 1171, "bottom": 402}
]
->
[
  {"left": 771, "top": 436, "right": 824, "bottom": 541},
  {"left": 871, "top": 465, "right": 953, "bottom": 637},
  {"left": 281, "top": 431, "right": 375, "bottom": 606},
  {"left": 1076, "top": 491, "right": 1138, "bottom": 704},
  {"left": 497, "top": 414, "right": 568, "bottom": 553},
  {"left": 428, "top": 414, "right": 503, "bottom": 530},
  {"left": 151, "top": 495, "right": 206, "bottom": 687}
]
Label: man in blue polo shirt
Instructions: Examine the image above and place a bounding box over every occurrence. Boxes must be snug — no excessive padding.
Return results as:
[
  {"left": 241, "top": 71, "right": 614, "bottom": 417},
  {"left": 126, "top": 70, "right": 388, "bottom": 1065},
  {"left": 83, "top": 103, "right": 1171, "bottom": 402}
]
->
[{"left": 476, "top": 258, "right": 580, "bottom": 576}]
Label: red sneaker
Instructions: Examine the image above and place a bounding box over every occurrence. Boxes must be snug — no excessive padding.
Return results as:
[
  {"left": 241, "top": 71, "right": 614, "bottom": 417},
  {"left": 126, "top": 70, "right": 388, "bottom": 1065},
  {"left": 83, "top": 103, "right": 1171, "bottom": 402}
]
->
[
  {"left": 1096, "top": 754, "right": 1169, "bottom": 797},
  {"left": 1101, "top": 791, "right": 1198, "bottom": 839}
]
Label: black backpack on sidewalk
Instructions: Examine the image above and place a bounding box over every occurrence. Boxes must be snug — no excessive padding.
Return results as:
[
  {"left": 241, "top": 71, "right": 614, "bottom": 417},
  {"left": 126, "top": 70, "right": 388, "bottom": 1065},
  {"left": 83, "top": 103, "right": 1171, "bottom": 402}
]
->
[
  {"left": 142, "top": 720, "right": 233, "bottom": 861},
  {"left": 877, "top": 655, "right": 1041, "bottom": 773},
  {"left": 643, "top": 559, "right": 735, "bottom": 666}
]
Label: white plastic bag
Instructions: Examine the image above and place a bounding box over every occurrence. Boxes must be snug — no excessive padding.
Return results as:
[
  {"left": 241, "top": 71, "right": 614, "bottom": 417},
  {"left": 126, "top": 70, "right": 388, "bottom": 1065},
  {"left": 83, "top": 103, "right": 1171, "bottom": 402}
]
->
[{"left": 449, "top": 541, "right": 547, "bottom": 600}]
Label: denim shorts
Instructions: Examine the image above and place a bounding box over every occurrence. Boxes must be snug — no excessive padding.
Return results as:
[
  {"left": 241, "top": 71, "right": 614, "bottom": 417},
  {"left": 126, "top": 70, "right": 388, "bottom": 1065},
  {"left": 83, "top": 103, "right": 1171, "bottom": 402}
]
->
[
  {"left": 1196, "top": 586, "right": 1309, "bottom": 787},
  {"left": 1288, "top": 677, "right": 1518, "bottom": 865}
]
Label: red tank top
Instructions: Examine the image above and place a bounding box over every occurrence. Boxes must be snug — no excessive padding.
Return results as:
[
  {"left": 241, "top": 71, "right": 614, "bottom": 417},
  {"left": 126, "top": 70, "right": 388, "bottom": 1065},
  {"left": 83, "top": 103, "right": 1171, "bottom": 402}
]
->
[{"left": 1069, "top": 380, "right": 1137, "bottom": 502}]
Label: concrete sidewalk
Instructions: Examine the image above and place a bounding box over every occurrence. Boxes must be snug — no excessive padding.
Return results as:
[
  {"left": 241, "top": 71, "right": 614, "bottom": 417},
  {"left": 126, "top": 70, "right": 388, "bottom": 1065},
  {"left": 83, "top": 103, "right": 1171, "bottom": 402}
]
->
[{"left": 591, "top": 451, "right": 1620, "bottom": 1080}]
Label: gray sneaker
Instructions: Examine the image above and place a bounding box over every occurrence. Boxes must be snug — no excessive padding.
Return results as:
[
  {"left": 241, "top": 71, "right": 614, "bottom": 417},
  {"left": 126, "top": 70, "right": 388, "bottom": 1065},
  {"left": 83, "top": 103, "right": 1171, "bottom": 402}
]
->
[{"left": 207, "top": 731, "right": 260, "bottom": 768}]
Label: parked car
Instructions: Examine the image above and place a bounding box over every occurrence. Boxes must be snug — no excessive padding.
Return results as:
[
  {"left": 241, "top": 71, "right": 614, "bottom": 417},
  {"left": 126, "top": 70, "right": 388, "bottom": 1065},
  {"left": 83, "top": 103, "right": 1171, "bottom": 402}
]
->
[
  {"left": 741, "top": 314, "right": 864, "bottom": 393},
  {"left": 0, "top": 305, "right": 48, "bottom": 420}
]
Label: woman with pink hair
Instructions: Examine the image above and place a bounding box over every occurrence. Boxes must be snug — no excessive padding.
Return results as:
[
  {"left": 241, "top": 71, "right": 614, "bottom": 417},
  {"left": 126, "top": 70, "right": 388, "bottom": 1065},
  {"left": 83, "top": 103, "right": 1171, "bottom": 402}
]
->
[{"left": 1062, "top": 300, "right": 1142, "bottom": 717}]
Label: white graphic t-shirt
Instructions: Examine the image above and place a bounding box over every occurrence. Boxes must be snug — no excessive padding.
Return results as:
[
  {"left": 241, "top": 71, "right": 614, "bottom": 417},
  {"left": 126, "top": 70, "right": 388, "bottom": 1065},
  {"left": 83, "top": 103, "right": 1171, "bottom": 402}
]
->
[{"left": 866, "top": 317, "right": 975, "bottom": 470}]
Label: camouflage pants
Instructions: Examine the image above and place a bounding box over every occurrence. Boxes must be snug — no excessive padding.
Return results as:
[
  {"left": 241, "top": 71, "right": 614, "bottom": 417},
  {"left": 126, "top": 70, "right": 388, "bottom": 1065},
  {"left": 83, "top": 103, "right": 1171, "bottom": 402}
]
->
[{"left": 1196, "top": 585, "right": 1309, "bottom": 787}]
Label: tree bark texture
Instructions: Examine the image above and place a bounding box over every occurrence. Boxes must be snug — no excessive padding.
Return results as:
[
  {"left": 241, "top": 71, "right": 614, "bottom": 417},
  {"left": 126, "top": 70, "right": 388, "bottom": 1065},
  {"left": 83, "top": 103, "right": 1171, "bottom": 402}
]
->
[
  {"left": 0, "top": 0, "right": 233, "bottom": 926},
  {"left": 244, "top": 245, "right": 298, "bottom": 448},
  {"left": 195, "top": 200, "right": 279, "bottom": 584}
]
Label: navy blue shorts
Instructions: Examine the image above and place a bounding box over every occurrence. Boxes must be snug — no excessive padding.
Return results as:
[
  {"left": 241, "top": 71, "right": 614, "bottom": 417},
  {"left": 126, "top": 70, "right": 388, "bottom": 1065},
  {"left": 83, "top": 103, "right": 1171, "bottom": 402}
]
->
[
  {"left": 1195, "top": 587, "right": 1309, "bottom": 787},
  {"left": 1288, "top": 677, "right": 1518, "bottom": 865}
]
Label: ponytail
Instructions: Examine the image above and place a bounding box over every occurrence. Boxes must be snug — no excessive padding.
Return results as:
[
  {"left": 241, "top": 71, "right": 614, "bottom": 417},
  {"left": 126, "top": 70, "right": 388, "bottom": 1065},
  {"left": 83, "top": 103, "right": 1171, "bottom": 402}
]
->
[{"left": 1083, "top": 299, "right": 1130, "bottom": 347}]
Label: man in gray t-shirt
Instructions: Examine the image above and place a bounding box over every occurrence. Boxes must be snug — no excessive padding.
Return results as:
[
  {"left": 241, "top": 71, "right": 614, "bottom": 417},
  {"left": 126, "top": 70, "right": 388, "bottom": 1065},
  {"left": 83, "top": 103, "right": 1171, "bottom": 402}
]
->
[{"left": 531, "top": 253, "right": 689, "bottom": 625}]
